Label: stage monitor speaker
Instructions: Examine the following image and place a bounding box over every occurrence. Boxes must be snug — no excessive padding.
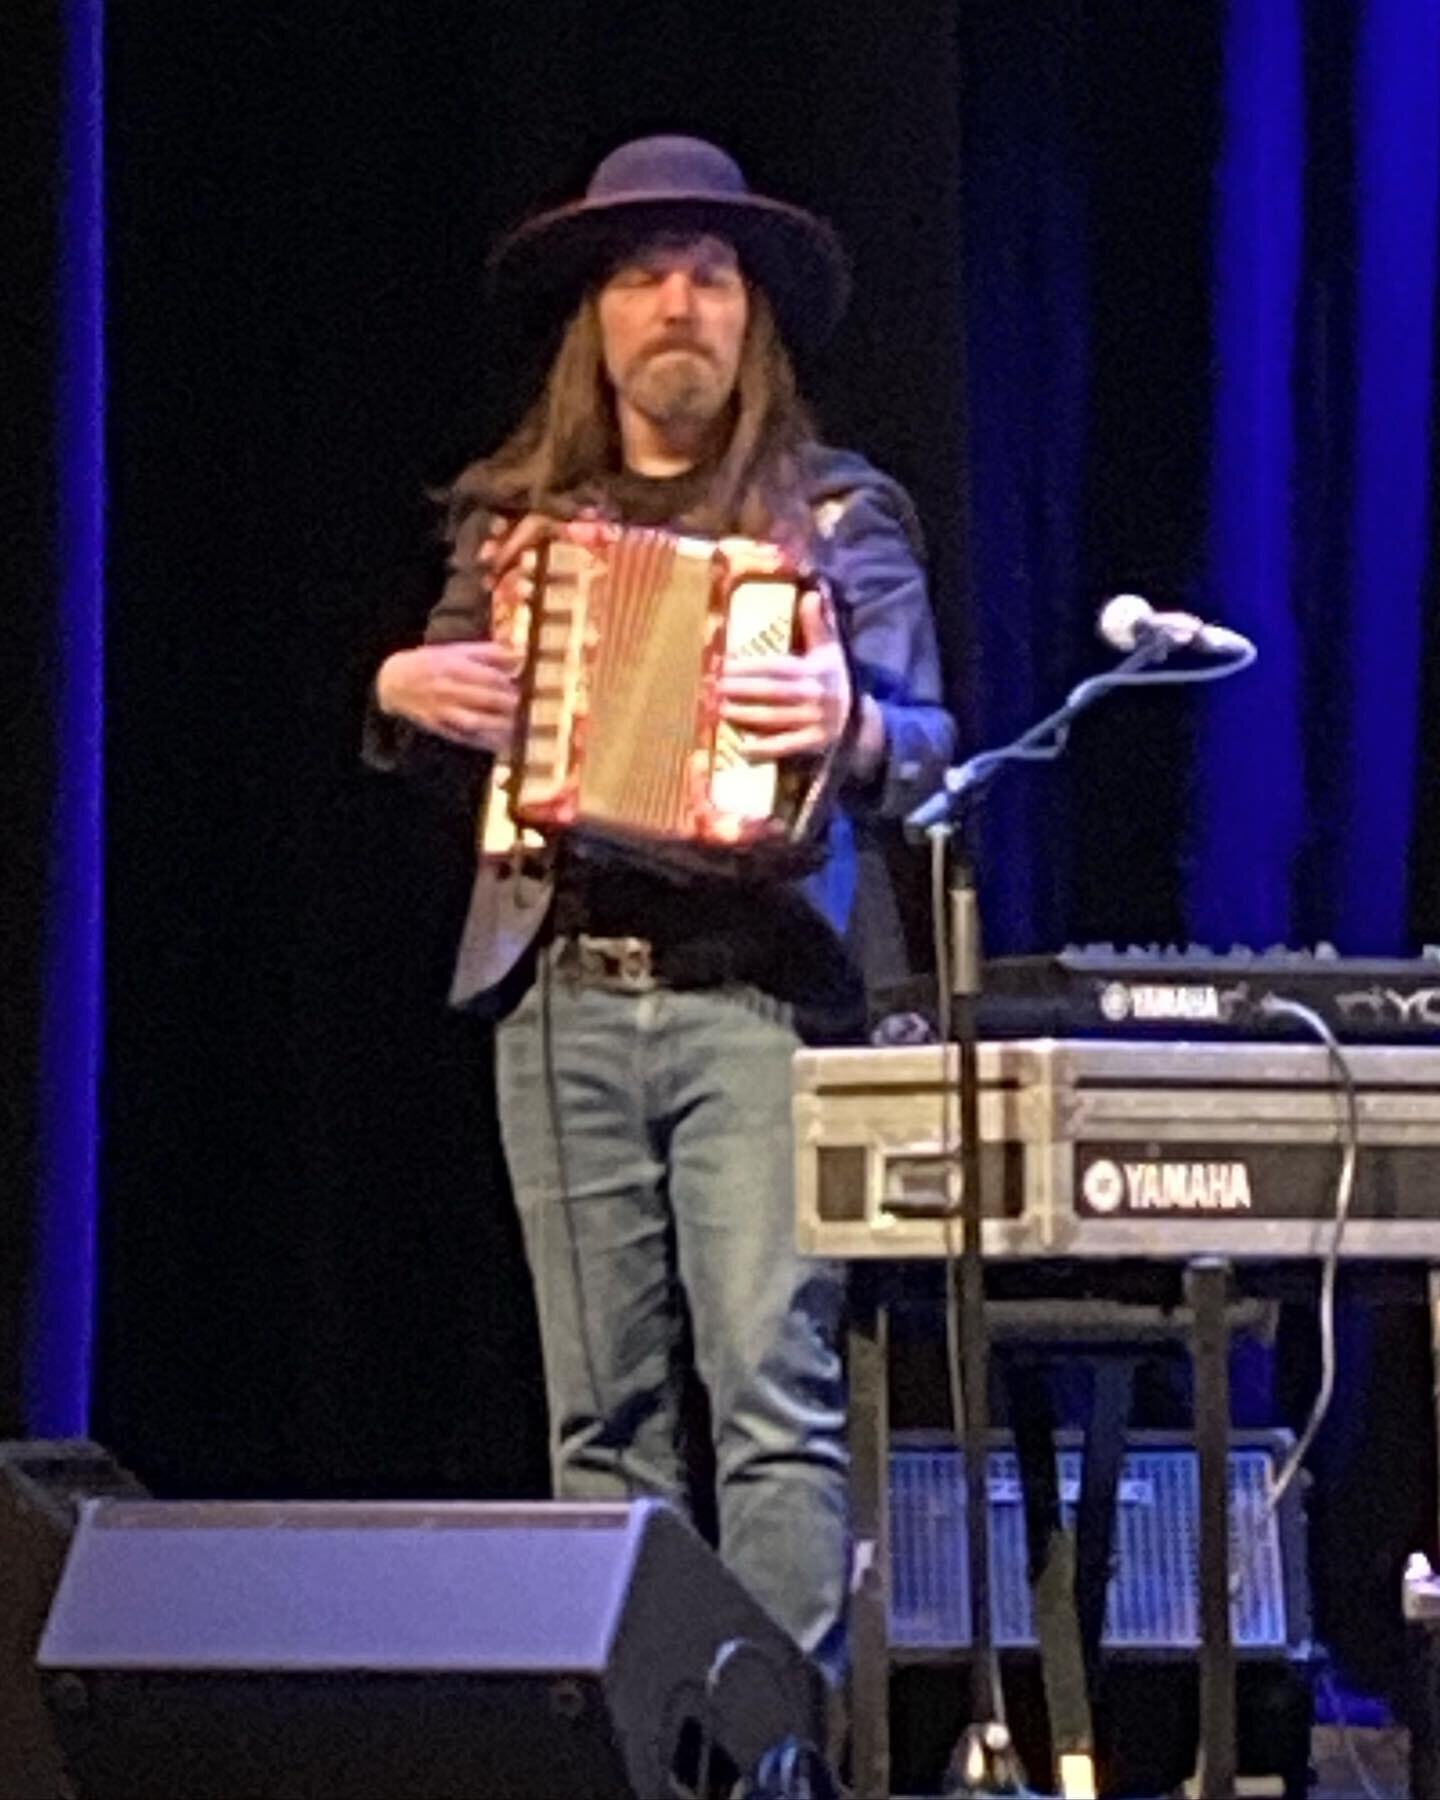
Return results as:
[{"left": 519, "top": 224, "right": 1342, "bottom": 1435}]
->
[
  {"left": 0, "top": 1440, "right": 148, "bottom": 1800},
  {"left": 37, "top": 1497, "right": 826, "bottom": 1800}
]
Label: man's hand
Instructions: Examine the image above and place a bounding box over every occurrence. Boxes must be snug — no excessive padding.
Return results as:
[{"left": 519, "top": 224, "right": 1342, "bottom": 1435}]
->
[
  {"left": 478, "top": 510, "right": 612, "bottom": 581},
  {"left": 719, "top": 590, "right": 851, "bottom": 762},
  {"left": 719, "top": 589, "right": 888, "bottom": 779},
  {"left": 375, "top": 641, "right": 523, "bottom": 753}
]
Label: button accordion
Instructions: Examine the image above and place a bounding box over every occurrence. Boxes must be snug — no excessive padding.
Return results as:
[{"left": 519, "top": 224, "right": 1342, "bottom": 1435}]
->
[{"left": 479, "top": 519, "right": 842, "bottom": 872}]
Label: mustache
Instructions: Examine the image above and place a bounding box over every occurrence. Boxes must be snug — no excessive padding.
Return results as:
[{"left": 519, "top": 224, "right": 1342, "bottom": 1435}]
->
[{"left": 641, "top": 334, "right": 713, "bottom": 360}]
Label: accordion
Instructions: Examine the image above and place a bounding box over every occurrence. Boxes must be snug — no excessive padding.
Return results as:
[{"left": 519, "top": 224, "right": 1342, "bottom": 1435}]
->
[{"left": 479, "top": 520, "right": 844, "bottom": 873}]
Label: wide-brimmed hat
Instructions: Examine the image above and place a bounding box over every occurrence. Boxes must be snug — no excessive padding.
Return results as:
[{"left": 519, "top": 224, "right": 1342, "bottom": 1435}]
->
[{"left": 488, "top": 135, "right": 850, "bottom": 350}]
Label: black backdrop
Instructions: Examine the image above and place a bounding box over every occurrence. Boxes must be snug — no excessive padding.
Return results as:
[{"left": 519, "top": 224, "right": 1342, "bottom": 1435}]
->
[
  {"left": 5, "top": 3, "right": 65, "bottom": 1449},
  {"left": 93, "top": 0, "right": 968, "bottom": 1499},
  {"left": 8, "top": 0, "right": 1437, "bottom": 1703}
]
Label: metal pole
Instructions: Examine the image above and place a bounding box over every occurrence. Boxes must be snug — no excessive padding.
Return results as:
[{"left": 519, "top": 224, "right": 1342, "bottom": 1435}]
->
[{"left": 1187, "top": 1256, "right": 1236, "bottom": 1799}]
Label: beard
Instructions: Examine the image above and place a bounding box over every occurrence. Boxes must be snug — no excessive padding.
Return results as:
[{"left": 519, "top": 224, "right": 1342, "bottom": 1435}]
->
[{"left": 623, "top": 346, "right": 732, "bottom": 431}]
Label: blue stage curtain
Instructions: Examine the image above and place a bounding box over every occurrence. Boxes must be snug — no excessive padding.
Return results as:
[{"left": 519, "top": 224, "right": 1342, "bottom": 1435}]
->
[
  {"left": 1196, "top": 0, "right": 1440, "bottom": 953},
  {"left": 961, "top": 0, "right": 1440, "bottom": 960},
  {"left": 957, "top": 0, "right": 1440, "bottom": 1701},
  {"left": 30, "top": 0, "right": 105, "bottom": 1437}
]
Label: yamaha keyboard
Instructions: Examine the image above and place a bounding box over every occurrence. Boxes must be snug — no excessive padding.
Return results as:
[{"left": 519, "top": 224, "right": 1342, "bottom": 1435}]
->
[
  {"left": 972, "top": 946, "right": 1440, "bottom": 1041},
  {"left": 794, "top": 1038, "right": 1440, "bottom": 1260}
]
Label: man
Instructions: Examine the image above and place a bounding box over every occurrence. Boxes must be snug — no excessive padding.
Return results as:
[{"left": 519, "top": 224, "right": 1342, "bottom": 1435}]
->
[{"left": 368, "top": 136, "right": 954, "bottom": 1673}]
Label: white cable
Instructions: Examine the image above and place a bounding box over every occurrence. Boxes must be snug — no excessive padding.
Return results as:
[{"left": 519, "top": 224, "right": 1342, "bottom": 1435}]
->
[
  {"left": 1318, "top": 1666, "right": 1404, "bottom": 1800},
  {"left": 1252, "top": 995, "right": 1360, "bottom": 1519},
  {"left": 1222, "top": 993, "right": 1356, "bottom": 1631}
]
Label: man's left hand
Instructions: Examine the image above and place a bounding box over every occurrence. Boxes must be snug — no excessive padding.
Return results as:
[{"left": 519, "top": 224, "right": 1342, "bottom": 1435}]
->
[{"left": 719, "top": 590, "right": 853, "bottom": 762}]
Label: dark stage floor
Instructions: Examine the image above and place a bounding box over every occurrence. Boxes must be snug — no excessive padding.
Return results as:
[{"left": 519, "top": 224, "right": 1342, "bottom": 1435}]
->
[
  {"left": 1308, "top": 1722, "right": 1410, "bottom": 1798},
  {"left": 888, "top": 1721, "right": 1410, "bottom": 1798}
]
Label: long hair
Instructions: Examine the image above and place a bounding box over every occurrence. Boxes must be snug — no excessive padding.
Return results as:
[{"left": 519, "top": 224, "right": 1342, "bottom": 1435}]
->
[{"left": 448, "top": 281, "right": 820, "bottom": 550}]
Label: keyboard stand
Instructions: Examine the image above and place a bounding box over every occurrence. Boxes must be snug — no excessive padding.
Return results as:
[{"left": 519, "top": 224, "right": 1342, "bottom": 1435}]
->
[{"left": 845, "top": 1259, "right": 1276, "bottom": 1799}]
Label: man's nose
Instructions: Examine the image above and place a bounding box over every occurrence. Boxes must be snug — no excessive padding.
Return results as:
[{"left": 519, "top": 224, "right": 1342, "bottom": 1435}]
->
[{"left": 656, "top": 269, "right": 698, "bottom": 318}]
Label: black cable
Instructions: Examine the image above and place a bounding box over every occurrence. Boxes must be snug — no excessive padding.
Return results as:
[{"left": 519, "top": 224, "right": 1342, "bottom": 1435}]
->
[
  {"left": 697, "top": 1635, "right": 838, "bottom": 1800},
  {"left": 746, "top": 1735, "right": 839, "bottom": 1799}
]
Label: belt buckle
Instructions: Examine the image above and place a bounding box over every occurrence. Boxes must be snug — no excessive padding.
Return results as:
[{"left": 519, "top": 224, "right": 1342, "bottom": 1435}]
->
[{"left": 576, "top": 933, "right": 656, "bottom": 992}]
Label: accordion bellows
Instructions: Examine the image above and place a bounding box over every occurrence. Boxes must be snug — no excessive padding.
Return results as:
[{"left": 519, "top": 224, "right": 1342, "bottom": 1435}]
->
[{"left": 480, "top": 520, "right": 839, "bottom": 871}]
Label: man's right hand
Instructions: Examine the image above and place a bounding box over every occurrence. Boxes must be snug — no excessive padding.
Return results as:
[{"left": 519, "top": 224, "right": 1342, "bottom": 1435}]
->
[{"left": 374, "top": 641, "right": 524, "bottom": 753}]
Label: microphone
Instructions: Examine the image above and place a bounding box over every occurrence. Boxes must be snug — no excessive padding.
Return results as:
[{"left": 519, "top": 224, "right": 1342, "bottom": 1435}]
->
[
  {"left": 1098, "top": 593, "right": 1255, "bottom": 658},
  {"left": 906, "top": 591, "right": 1257, "bottom": 834}
]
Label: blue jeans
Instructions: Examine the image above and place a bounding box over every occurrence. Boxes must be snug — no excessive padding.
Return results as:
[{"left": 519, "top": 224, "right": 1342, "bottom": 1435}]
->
[{"left": 495, "top": 954, "right": 848, "bottom": 1671}]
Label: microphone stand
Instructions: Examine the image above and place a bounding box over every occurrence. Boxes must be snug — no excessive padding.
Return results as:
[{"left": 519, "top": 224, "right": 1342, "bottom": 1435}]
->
[
  {"left": 905, "top": 632, "right": 1239, "bottom": 1793},
  {"left": 938, "top": 825, "right": 1000, "bottom": 1761}
]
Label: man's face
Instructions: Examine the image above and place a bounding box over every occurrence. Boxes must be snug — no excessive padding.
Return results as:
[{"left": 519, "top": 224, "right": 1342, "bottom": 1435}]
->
[{"left": 596, "top": 234, "right": 749, "bottom": 436}]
